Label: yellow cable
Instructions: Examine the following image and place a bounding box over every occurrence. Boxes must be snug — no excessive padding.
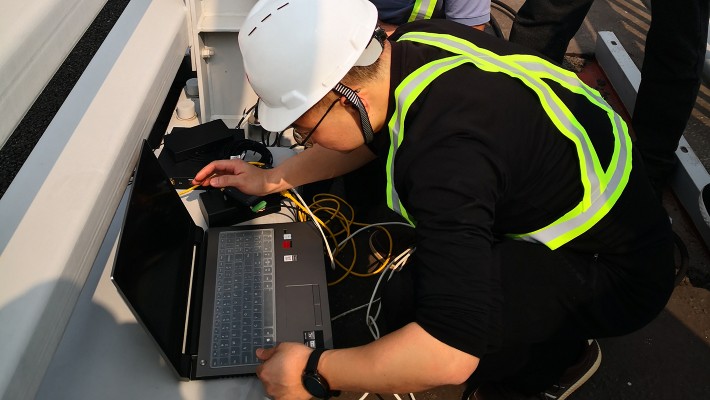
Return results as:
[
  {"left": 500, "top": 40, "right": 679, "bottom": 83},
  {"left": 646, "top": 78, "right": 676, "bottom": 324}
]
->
[
  {"left": 280, "top": 191, "right": 399, "bottom": 285},
  {"left": 309, "top": 193, "right": 396, "bottom": 282},
  {"left": 178, "top": 184, "right": 199, "bottom": 196}
]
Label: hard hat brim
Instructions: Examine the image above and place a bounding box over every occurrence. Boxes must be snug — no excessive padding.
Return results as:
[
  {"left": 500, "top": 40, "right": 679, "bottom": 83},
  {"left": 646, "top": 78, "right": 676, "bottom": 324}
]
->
[{"left": 243, "top": 0, "right": 380, "bottom": 132}]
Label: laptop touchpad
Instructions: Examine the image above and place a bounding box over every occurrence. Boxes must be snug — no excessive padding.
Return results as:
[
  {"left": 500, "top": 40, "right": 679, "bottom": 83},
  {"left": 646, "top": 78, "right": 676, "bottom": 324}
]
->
[{"left": 284, "top": 284, "right": 323, "bottom": 333}]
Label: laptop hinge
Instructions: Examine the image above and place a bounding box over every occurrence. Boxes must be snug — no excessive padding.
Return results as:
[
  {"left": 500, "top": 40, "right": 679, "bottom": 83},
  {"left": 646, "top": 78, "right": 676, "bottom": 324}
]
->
[{"left": 181, "top": 225, "right": 207, "bottom": 379}]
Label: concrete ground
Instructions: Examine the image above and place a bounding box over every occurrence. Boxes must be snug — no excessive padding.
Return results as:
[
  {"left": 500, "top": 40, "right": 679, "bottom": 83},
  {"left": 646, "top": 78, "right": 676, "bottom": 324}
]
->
[{"left": 2, "top": 0, "right": 708, "bottom": 399}]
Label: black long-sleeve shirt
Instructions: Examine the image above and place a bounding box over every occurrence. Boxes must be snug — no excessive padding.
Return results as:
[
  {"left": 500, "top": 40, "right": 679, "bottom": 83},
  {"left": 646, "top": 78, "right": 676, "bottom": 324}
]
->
[{"left": 367, "top": 19, "right": 672, "bottom": 357}]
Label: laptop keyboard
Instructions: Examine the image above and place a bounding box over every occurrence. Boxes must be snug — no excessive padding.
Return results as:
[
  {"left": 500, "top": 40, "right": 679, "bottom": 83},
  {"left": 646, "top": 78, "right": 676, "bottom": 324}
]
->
[{"left": 210, "top": 229, "right": 276, "bottom": 368}]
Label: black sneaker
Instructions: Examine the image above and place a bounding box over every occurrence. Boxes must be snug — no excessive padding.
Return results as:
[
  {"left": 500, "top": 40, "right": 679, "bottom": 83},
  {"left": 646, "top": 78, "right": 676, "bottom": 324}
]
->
[
  {"left": 468, "top": 340, "right": 601, "bottom": 400},
  {"left": 539, "top": 340, "right": 602, "bottom": 400}
]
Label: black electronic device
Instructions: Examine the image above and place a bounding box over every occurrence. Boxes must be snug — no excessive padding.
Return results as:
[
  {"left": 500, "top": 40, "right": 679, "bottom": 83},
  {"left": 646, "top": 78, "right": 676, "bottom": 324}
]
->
[
  {"left": 159, "top": 134, "right": 273, "bottom": 189},
  {"left": 219, "top": 138, "right": 274, "bottom": 166},
  {"left": 157, "top": 149, "right": 211, "bottom": 189},
  {"left": 222, "top": 186, "right": 262, "bottom": 207},
  {"left": 198, "top": 188, "right": 281, "bottom": 227},
  {"left": 212, "top": 141, "right": 275, "bottom": 211},
  {"left": 158, "top": 128, "right": 246, "bottom": 189},
  {"left": 163, "top": 119, "right": 235, "bottom": 162}
]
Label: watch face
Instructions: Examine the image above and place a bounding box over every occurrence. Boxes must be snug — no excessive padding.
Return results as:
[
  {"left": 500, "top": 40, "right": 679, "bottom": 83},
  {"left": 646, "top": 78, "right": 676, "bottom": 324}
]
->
[{"left": 302, "top": 374, "right": 329, "bottom": 398}]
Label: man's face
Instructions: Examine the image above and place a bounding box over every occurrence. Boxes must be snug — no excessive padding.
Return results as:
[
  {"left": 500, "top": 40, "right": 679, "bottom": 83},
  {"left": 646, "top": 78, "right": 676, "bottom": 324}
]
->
[
  {"left": 292, "top": 97, "right": 367, "bottom": 152},
  {"left": 291, "top": 98, "right": 340, "bottom": 147}
]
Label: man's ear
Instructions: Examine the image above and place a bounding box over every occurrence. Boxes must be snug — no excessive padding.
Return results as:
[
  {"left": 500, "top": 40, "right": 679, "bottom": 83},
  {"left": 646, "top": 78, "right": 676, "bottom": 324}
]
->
[{"left": 342, "top": 87, "right": 372, "bottom": 115}]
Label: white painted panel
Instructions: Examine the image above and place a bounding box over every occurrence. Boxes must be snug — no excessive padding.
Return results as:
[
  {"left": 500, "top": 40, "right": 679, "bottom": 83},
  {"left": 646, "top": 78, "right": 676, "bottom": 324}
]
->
[
  {"left": 0, "top": 0, "right": 188, "bottom": 398},
  {"left": 0, "top": 0, "right": 108, "bottom": 148},
  {"left": 597, "top": 30, "right": 710, "bottom": 250}
]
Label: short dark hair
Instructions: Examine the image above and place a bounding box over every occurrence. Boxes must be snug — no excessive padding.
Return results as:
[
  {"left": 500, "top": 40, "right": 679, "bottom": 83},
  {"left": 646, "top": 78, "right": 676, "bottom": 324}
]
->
[
  {"left": 311, "top": 58, "right": 384, "bottom": 111},
  {"left": 343, "top": 58, "right": 383, "bottom": 86}
]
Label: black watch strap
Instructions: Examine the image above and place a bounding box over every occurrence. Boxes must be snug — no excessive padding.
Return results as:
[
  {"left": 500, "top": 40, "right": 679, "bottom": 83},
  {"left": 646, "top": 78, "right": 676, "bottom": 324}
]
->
[
  {"left": 303, "top": 348, "right": 340, "bottom": 399},
  {"left": 305, "top": 348, "right": 327, "bottom": 374}
]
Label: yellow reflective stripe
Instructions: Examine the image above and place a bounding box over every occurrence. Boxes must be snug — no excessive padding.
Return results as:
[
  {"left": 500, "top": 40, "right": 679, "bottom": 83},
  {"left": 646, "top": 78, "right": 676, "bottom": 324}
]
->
[
  {"left": 386, "top": 55, "right": 471, "bottom": 226},
  {"left": 509, "top": 112, "right": 632, "bottom": 249},
  {"left": 398, "top": 33, "right": 630, "bottom": 200},
  {"left": 503, "top": 54, "right": 632, "bottom": 247},
  {"left": 397, "top": 32, "right": 599, "bottom": 210},
  {"left": 408, "top": 0, "right": 437, "bottom": 22},
  {"left": 388, "top": 31, "right": 632, "bottom": 249},
  {"left": 506, "top": 56, "right": 629, "bottom": 185},
  {"left": 508, "top": 54, "right": 624, "bottom": 188},
  {"left": 511, "top": 150, "right": 631, "bottom": 250}
]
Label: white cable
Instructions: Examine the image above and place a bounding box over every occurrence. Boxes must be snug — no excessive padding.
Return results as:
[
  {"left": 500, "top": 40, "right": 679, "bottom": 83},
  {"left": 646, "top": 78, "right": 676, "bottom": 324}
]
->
[
  {"left": 355, "top": 248, "right": 416, "bottom": 400},
  {"left": 297, "top": 217, "right": 416, "bottom": 400},
  {"left": 290, "top": 188, "right": 337, "bottom": 270},
  {"left": 365, "top": 247, "right": 415, "bottom": 340},
  {"left": 342, "top": 247, "right": 417, "bottom": 400},
  {"left": 237, "top": 102, "right": 258, "bottom": 129},
  {"left": 331, "top": 298, "right": 380, "bottom": 321},
  {"left": 366, "top": 266, "right": 389, "bottom": 339}
]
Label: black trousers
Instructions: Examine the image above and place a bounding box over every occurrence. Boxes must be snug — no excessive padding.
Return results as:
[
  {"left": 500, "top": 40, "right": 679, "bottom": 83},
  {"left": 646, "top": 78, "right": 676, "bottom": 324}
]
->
[
  {"left": 382, "top": 234, "right": 675, "bottom": 394},
  {"left": 509, "top": 0, "right": 709, "bottom": 190},
  {"left": 471, "top": 237, "right": 674, "bottom": 393},
  {"left": 632, "top": 0, "right": 709, "bottom": 189}
]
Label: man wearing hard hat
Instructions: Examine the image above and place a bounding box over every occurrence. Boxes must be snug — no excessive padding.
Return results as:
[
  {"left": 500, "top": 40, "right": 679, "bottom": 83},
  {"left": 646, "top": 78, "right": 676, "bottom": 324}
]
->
[{"left": 194, "top": 0, "right": 675, "bottom": 398}]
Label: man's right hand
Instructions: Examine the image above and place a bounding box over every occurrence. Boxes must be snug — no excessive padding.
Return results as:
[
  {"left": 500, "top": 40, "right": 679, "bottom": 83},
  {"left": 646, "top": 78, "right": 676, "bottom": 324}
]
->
[{"left": 192, "top": 159, "right": 274, "bottom": 196}]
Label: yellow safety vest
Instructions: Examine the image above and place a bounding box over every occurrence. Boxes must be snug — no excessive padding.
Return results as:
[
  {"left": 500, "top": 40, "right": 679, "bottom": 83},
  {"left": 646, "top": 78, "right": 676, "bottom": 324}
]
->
[
  {"left": 385, "top": 32, "right": 633, "bottom": 250},
  {"left": 408, "top": 0, "right": 438, "bottom": 22}
]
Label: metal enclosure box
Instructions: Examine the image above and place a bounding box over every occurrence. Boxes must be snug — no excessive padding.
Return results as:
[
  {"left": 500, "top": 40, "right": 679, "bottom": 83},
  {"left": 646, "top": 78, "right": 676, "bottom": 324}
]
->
[{"left": 187, "top": 0, "right": 259, "bottom": 126}]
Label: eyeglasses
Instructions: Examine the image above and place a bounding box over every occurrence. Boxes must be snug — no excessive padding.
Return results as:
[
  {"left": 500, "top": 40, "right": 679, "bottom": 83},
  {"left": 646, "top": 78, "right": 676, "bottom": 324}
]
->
[{"left": 292, "top": 98, "right": 340, "bottom": 146}]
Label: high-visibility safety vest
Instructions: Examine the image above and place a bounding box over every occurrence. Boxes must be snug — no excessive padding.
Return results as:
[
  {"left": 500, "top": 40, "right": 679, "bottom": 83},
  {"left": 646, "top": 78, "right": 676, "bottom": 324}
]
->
[
  {"left": 408, "top": 0, "right": 438, "bottom": 22},
  {"left": 385, "top": 32, "right": 633, "bottom": 250}
]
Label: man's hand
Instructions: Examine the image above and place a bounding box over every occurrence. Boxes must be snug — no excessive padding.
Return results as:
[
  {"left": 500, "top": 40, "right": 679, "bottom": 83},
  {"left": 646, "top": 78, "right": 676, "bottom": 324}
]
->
[
  {"left": 255, "top": 343, "right": 314, "bottom": 400},
  {"left": 378, "top": 20, "right": 398, "bottom": 36},
  {"left": 192, "top": 159, "right": 274, "bottom": 196},
  {"left": 252, "top": 324, "right": 478, "bottom": 396}
]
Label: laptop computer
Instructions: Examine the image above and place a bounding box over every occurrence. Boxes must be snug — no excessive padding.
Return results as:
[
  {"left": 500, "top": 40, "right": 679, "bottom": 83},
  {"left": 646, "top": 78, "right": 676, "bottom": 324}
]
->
[{"left": 111, "top": 140, "right": 333, "bottom": 380}]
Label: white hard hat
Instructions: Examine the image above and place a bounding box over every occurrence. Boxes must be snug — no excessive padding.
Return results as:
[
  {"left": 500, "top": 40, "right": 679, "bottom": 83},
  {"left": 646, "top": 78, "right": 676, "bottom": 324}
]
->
[{"left": 239, "top": 0, "right": 380, "bottom": 132}]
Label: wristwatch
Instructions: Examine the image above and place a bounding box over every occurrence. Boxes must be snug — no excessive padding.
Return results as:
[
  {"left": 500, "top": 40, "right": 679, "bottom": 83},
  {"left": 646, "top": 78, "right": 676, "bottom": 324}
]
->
[{"left": 302, "top": 348, "right": 340, "bottom": 399}]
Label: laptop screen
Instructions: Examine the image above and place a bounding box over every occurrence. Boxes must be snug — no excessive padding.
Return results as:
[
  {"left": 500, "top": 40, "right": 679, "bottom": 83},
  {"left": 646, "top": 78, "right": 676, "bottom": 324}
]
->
[{"left": 112, "top": 142, "right": 199, "bottom": 372}]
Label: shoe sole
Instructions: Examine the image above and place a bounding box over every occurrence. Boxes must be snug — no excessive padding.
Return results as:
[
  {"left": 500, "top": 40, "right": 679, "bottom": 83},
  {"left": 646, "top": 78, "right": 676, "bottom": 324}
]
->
[{"left": 545, "top": 340, "right": 602, "bottom": 400}]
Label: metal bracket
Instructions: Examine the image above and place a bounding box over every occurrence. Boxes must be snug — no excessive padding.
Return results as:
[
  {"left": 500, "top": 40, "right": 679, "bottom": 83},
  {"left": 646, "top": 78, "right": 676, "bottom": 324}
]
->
[
  {"left": 672, "top": 137, "right": 710, "bottom": 245},
  {"left": 596, "top": 31, "right": 710, "bottom": 249}
]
